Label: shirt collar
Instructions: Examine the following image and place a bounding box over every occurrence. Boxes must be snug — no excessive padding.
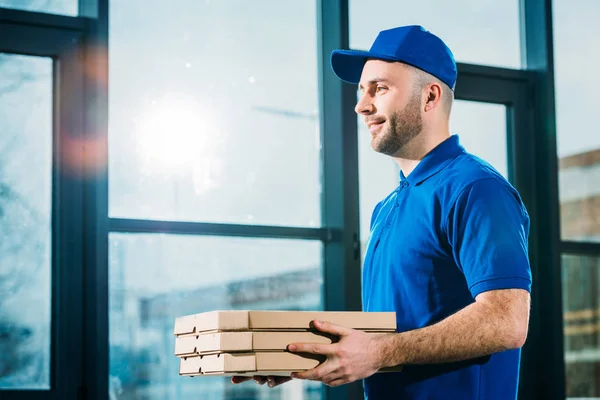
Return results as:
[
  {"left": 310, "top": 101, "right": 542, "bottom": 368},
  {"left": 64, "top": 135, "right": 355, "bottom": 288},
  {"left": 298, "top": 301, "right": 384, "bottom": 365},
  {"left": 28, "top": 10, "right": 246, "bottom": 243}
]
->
[{"left": 400, "top": 135, "right": 465, "bottom": 185}]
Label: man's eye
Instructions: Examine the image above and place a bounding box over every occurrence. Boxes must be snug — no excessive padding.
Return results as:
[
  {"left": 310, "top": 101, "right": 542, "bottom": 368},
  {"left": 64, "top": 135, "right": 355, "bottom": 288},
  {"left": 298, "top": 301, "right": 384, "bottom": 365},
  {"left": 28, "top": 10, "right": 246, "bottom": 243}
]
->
[{"left": 376, "top": 86, "right": 387, "bottom": 92}]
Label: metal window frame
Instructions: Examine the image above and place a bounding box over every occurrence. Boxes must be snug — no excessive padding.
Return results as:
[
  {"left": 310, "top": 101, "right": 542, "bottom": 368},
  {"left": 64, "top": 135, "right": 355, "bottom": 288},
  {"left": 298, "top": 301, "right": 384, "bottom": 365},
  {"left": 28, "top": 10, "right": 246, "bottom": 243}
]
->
[
  {"left": 521, "top": 0, "right": 566, "bottom": 398},
  {"left": 98, "top": 0, "right": 567, "bottom": 399},
  {"left": 451, "top": 63, "right": 550, "bottom": 400},
  {"left": 562, "top": 242, "right": 600, "bottom": 257},
  {"left": 109, "top": 218, "right": 335, "bottom": 241},
  {"left": 437, "top": 65, "right": 544, "bottom": 400},
  {"left": 79, "top": 0, "right": 108, "bottom": 398},
  {"left": 320, "top": 1, "right": 565, "bottom": 400},
  {"left": 0, "top": 9, "right": 86, "bottom": 400},
  {"left": 0, "top": 0, "right": 577, "bottom": 399},
  {"left": 317, "top": 1, "right": 363, "bottom": 399},
  {"left": 320, "top": 6, "right": 548, "bottom": 400}
]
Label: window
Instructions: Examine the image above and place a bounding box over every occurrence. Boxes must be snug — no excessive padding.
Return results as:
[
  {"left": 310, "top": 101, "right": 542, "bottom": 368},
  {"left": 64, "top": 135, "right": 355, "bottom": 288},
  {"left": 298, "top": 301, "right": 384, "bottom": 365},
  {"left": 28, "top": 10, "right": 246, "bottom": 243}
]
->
[
  {"left": 350, "top": 0, "right": 522, "bottom": 69},
  {"left": 108, "top": 0, "right": 321, "bottom": 227},
  {"left": 553, "top": 0, "right": 600, "bottom": 242},
  {"left": 109, "top": 234, "right": 323, "bottom": 399},
  {"left": 562, "top": 254, "right": 600, "bottom": 397},
  {"left": 552, "top": 2, "right": 600, "bottom": 397},
  {"left": 0, "top": 54, "right": 52, "bottom": 390},
  {"left": 450, "top": 101, "right": 508, "bottom": 179},
  {"left": 0, "top": 0, "right": 77, "bottom": 16},
  {"left": 108, "top": 2, "right": 325, "bottom": 398}
]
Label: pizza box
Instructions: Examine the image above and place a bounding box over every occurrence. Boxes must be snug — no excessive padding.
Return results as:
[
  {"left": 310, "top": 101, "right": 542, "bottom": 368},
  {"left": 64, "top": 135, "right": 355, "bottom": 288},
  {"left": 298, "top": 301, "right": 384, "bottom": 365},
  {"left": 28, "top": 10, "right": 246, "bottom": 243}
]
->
[
  {"left": 174, "top": 310, "right": 396, "bottom": 336},
  {"left": 175, "top": 331, "right": 340, "bottom": 356}
]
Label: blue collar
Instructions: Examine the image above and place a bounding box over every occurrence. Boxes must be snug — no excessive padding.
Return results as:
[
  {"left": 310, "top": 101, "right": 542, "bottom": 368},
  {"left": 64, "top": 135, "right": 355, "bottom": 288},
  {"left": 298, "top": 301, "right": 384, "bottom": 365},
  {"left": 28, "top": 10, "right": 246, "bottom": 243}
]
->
[{"left": 400, "top": 135, "right": 465, "bottom": 185}]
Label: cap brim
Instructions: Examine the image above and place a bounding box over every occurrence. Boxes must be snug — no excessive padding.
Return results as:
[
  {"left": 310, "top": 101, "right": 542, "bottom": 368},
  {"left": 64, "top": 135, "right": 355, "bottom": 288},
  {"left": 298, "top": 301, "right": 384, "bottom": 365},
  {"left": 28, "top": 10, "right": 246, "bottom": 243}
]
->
[{"left": 330, "top": 50, "right": 400, "bottom": 84}]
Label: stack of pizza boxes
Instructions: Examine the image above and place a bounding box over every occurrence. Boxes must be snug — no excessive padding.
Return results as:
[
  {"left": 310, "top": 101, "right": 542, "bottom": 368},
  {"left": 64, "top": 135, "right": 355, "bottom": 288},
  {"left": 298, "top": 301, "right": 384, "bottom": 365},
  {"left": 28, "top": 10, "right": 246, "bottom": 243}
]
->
[{"left": 174, "top": 310, "right": 397, "bottom": 377}]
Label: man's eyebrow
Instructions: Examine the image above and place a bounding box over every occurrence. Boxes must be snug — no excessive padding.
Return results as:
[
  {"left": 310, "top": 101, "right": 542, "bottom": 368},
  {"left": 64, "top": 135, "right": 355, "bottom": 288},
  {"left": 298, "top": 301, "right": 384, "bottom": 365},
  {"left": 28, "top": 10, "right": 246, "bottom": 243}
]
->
[{"left": 358, "top": 78, "right": 391, "bottom": 90}]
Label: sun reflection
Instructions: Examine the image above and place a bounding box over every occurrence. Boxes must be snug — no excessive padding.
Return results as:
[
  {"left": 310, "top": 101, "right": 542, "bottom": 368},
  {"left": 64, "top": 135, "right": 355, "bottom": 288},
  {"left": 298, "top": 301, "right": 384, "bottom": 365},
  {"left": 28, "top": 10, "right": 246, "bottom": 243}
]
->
[{"left": 134, "top": 94, "right": 222, "bottom": 193}]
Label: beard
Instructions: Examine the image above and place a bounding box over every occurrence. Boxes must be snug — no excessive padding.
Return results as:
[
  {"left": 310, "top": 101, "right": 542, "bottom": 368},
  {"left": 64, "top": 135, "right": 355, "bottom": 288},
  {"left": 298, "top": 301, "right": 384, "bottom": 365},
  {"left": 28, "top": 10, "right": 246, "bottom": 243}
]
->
[{"left": 371, "top": 92, "right": 423, "bottom": 156}]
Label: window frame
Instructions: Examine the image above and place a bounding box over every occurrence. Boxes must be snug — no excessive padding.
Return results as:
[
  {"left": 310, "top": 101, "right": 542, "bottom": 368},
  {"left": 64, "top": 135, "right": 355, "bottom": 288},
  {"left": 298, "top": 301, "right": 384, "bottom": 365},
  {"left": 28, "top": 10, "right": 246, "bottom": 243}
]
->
[
  {"left": 0, "top": 0, "right": 573, "bottom": 399},
  {"left": 0, "top": 8, "right": 86, "bottom": 400}
]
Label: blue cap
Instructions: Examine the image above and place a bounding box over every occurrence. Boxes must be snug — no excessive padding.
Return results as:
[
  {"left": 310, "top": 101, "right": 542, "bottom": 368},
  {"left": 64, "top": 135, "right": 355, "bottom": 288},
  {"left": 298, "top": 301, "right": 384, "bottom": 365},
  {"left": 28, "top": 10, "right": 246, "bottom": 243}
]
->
[{"left": 331, "top": 25, "right": 457, "bottom": 90}]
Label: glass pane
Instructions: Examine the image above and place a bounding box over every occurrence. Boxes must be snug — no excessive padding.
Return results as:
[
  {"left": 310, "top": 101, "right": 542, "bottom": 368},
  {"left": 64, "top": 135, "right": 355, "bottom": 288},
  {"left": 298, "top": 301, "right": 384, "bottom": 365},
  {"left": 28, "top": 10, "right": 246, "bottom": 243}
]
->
[
  {"left": 562, "top": 254, "right": 600, "bottom": 397},
  {"left": 109, "top": 233, "right": 323, "bottom": 399},
  {"left": 109, "top": 1, "right": 321, "bottom": 227},
  {"left": 0, "top": 0, "right": 77, "bottom": 16},
  {"left": 350, "top": 0, "right": 521, "bottom": 69},
  {"left": 358, "top": 100, "right": 508, "bottom": 261},
  {"left": 450, "top": 101, "right": 508, "bottom": 179},
  {"left": 553, "top": 0, "right": 600, "bottom": 242},
  {"left": 0, "top": 54, "right": 52, "bottom": 389}
]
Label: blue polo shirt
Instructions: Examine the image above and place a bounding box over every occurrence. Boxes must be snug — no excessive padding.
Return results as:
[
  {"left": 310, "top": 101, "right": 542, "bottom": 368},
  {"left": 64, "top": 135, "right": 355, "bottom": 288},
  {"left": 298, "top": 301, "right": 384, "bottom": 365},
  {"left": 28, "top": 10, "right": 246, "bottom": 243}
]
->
[{"left": 362, "top": 135, "right": 532, "bottom": 400}]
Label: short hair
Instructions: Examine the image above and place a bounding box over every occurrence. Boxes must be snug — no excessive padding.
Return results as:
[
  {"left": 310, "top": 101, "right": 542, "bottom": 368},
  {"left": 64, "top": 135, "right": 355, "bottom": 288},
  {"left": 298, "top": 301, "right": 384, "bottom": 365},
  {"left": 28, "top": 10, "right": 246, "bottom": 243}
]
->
[{"left": 408, "top": 65, "right": 454, "bottom": 114}]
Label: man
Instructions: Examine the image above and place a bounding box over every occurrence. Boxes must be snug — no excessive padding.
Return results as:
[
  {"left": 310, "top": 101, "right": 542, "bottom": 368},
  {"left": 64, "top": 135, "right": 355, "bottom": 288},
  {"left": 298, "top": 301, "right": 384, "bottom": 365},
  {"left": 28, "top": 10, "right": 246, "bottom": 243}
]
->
[{"left": 232, "top": 25, "right": 532, "bottom": 399}]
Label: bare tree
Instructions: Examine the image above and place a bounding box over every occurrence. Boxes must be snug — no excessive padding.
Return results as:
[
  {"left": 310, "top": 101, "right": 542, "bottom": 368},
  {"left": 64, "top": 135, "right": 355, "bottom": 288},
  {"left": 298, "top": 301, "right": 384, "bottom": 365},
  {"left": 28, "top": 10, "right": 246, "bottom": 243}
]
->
[
  {"left": 1, "top": 0, "right": 76, "bottom": 387},
  {"left": 0, "top": 52, "right": 50, "bottom": 388}
]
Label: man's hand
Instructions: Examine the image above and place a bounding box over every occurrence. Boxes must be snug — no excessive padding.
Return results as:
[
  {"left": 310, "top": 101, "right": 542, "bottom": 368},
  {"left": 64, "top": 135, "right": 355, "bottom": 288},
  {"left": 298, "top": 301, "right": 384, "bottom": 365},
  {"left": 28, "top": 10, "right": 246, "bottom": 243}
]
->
[
  {"left": 287, "top": 320, "right": 384, "bottom": 387},
  {"left": 231, "top": 375, "right": 291, "bottom": 388}
]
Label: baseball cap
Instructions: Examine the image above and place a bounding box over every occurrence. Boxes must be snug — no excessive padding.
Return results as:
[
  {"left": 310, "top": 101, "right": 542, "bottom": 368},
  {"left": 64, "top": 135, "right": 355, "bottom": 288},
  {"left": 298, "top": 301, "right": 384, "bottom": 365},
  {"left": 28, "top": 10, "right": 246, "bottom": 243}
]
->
[{"left": 330, "top": 25, "right": 457, "bottom": 90}]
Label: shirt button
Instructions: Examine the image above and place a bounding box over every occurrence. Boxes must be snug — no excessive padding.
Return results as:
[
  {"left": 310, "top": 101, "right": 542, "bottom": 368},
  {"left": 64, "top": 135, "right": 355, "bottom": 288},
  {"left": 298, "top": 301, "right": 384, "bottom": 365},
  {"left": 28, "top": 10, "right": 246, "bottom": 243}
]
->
[{"left": 402, "top": 181, "right": 409, "bottom": 188}]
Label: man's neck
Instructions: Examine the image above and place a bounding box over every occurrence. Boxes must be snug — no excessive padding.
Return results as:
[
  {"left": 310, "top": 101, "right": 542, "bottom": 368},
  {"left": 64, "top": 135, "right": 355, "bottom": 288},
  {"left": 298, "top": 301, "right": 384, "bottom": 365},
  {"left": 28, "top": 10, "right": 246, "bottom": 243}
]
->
[{"left": 392, "top": 129, "right": 451, "bottom": 177}]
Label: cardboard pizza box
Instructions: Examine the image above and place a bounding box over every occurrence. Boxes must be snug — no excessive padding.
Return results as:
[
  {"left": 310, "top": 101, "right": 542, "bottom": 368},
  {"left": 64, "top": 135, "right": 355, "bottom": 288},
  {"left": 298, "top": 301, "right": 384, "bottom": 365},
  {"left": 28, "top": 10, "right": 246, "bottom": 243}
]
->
[
  {"left": 175, "top": 331, "right": 336, "bottom": 356},
  {"left": 179, "top": 352, "right": 403, "bottom": 377},
  {"left": 179, "top": 352, "right": 324, "bottom": 376},
  {"left": 174, "top": 310, "right": 397, "bottom": 336}
]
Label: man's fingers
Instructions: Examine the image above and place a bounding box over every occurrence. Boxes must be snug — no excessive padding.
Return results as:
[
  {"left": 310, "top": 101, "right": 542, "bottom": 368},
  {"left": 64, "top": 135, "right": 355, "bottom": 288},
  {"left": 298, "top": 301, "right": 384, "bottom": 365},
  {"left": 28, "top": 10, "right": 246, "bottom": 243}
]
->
[
  {"left": 231, "top": 376, "right": 253, "bottom": 384},
  {"left": 253, "top": 376, "right": 268, "bottom": 385},
  {"left": 231, "top": 375, "right": 291, "bottom": 387},
  {"left": 267, "top": 376, "right": 292, "bottom": 387},
  {"left": 291, "top": 360, "right": 336, "bottom": 381},
  {"left": 287, "top": 342, "right": 335, "bottom": 355},
  {"left": 326, "top": 378, "right": 347, "bottom": 387},
  {"left": 312, "top": 320, "right": 352, "bottom": 336}
]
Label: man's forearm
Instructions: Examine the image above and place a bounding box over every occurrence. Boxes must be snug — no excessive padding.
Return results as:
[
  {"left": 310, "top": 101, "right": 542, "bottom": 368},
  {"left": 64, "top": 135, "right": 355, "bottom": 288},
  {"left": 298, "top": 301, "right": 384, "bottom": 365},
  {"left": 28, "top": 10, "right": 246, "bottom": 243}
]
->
[{"left": 374, "top": 298, "right": 526, "bottom": 368}]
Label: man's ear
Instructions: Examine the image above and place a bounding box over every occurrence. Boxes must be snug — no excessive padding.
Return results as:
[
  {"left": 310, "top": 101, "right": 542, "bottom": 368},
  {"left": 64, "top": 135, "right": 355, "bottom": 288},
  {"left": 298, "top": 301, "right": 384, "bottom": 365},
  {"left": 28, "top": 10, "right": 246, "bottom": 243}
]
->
[{"left": 424, "top": 83, "right": 443, "bottom": 112}]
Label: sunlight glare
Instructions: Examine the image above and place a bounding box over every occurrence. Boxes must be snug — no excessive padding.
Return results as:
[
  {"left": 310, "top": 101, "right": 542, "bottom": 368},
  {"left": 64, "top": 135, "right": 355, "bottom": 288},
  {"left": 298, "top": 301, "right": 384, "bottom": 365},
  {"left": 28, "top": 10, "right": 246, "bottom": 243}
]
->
[{"left": 135, "top": 96, "right": 218, "bottom": 169}]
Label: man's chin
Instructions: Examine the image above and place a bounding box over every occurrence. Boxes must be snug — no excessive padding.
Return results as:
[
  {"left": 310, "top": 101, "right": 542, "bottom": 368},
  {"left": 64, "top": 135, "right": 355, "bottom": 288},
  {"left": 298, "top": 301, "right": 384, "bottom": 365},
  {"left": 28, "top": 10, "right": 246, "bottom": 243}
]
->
[
  {"left": 372, "top": 144, "right": 394, "bottom": 156},
  {"left": 372, "top": 140, "right": 400, "bottom": 156},
  {"left": 371, "top": 140, "right": 382, "bottom": 154}
]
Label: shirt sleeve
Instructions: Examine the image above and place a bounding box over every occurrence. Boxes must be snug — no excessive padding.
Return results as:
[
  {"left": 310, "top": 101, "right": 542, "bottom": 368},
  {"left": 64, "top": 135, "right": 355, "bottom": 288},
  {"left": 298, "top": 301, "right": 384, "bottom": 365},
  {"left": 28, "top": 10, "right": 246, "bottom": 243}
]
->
[{"left": 446, "top": 178, "right": 532, "bottom": 298}]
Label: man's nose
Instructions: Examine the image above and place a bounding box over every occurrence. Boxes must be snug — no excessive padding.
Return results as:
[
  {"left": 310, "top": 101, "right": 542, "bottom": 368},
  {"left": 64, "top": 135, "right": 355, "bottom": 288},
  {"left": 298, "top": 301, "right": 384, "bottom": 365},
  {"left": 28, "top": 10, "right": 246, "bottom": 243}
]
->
[{"left": 355, "top": 94, "right": 375, "bottom": 115}]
